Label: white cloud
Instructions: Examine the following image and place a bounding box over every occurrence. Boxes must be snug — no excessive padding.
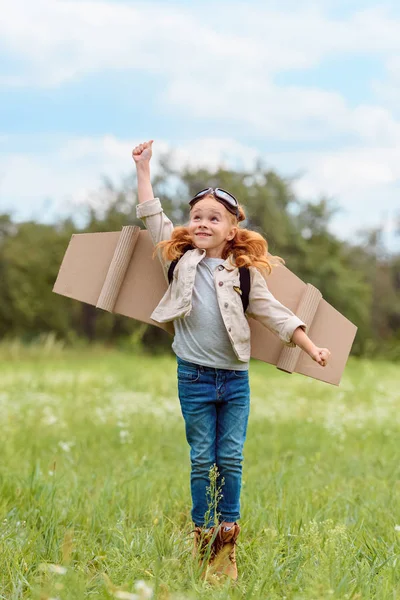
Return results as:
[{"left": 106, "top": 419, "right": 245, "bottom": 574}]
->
[
  {"left": 162, "top": 77, "right": 352, "bottom": 140},
  {"left": 0, "top": 0, "right": 263, "bottom": 86},
  {"left": 58, "top": 135, "right": 132, "bottom": 164},
  {"left": 2, "top": 2, "right": 400, "bottom": 86},
  {"left": 2, "top": 1, "right": 400, "bottom": 147},
  {"left": 373, "top": 55, "right": 400, "bottom": 114},
  {"left": 160, "top": 137, "right": 260, "bottom": 172},
  {"left": 297, "top": 147, "right": 400, "bottom": 194},
  {"left": 288, "top": 145, "right": 400, "bottom": 247}
]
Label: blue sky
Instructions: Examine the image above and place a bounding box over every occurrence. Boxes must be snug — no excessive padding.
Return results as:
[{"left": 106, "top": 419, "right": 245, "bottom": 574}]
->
[{"left": 1, "top": 0, "right": 399, "bottom": 252}]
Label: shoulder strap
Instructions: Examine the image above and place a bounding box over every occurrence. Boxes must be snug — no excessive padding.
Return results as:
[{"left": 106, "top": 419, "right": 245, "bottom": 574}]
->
[
  {"left": 168, "top": 259, "right": 178, "bottom": 284},
  {"left": 239, "top": 266, "right": 250, "bottom": 313},
  {"left": 167, "top": 245, "right": 193, "bottom": 284}
]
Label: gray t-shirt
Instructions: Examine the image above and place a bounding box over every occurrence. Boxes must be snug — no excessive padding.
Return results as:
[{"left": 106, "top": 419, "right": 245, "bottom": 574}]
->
[{"left": 172, "top": 257, "right": 249, "bottom": 370}]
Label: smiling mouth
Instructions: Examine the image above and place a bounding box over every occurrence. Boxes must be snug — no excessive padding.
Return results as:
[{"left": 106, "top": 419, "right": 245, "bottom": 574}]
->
[{"left": 196, "top": 233, "right": 211, "bottom": 237}]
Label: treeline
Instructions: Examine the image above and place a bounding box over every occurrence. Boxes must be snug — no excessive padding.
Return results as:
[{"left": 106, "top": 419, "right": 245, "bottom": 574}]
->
[{"left": 0, "top": 157, "right": 399, "bottom": 358}]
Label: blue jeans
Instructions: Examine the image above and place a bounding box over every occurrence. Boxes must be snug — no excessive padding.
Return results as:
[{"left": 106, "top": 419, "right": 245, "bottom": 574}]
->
[{"left": 176, "top": 356, "right": 250, "bottom": 527}]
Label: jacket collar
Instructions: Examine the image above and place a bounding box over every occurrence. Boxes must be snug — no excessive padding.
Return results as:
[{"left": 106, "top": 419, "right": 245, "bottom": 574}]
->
[{"left": 190, "top": 248, "right": 236, "bottom": 271}]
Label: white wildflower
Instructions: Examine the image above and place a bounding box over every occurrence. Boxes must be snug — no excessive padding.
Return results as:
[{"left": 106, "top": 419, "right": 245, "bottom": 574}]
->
[
  {"left": 95, "top": 407, "right": 107, "bottom": 423},
  {"left": 43, "top": 413, "right": 58, "bottom": 426},
  {"left": 58, "top": 441, "right": 74, "bottom": 452},
  {"left": 113, "top": 580, "right": 153, "bottom": 600},
  {"left": 39, "top": 563, "right": 67, "bottom": 575},
  {"left": 48, "top": 564, "right": 67, "bottom": 575},
  {"left": 134, "top": 580, "right": 153, "bottom": 599},
  {"left": 41, "top": 404, "right": 59, "bottom": 425},
  {"left": 119, "top": 430, "right": 129, "bottom": 442},
  {"left": 395, "top": 525, "right": 400, "bottom": 532},
  {"left": 114, "top": 592, "right": 139, "bottom": 600}
]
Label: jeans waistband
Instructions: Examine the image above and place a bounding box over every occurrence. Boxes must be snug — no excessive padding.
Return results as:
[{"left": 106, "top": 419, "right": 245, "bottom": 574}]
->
[{"left": 176, "top": 355, "right": 247, "bottom": 374}]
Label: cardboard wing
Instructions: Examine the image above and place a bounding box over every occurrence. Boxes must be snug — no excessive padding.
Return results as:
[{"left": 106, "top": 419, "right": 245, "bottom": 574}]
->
[{"left": 53, "top": 226, "right": 357, "bottom": 386}]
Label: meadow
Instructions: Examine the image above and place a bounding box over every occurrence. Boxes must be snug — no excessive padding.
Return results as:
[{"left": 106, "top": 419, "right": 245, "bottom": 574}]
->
[{"left": 0, "top": 340, "right": 399, "bottom": 599}]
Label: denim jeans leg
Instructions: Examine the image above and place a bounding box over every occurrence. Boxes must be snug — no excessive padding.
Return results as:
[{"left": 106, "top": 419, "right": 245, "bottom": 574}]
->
[
  {"left": 216, "top": 370, "right": 250, "bottom": 523},
  {"left": 177, "top": 357, "right": 218, "bottom": 527}
]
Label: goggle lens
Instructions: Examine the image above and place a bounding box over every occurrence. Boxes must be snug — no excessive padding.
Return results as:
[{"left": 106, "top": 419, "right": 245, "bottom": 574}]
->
[{"left": 189, "top": 187, "right": 239, "bottom": 216}]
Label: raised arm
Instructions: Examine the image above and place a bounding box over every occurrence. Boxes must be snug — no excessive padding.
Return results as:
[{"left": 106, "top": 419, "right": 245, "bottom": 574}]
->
[
  {"left": 132, "top": 140, "right": 155, "bottom": 204},
  {"left": 132, "top": 140, "right": 174, "bottom": 281}
]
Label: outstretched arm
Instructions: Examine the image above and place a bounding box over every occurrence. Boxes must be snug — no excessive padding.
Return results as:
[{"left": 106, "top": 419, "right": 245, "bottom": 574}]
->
[
  {"left": 246, "top": 269, "right": 331, "bottom": 367},
  {"left": 291, "top": 326, "right": 331, "bottom": 367}
]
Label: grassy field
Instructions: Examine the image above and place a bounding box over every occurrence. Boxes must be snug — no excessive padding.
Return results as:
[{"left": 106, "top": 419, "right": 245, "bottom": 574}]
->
[{"left": 0, "top": 342, "right": 399, "bottom": 599}]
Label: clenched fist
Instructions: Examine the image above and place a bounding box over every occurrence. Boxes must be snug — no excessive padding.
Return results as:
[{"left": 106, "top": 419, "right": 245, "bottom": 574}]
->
[
  {"left": 309, "top": 347, "right": 331, "bottom": 367},
  {"left": 132, "top": 140, "right": 154, "bottom": 165}
]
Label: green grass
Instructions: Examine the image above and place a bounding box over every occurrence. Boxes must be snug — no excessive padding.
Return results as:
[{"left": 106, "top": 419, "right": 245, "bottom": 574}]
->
[{"left": 0, "top": 343, "right": 399, "bottom": 599}]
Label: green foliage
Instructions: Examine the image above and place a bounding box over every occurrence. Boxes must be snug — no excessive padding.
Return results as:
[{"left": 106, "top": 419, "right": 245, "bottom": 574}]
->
[{"left": 0, "top": 220, "right": 75, "bottom": 338}]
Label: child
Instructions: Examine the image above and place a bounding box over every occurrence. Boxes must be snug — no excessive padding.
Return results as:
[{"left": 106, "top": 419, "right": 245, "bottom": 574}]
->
[{"left": 132, "top": 140, "right": 331, "bottom": 580}]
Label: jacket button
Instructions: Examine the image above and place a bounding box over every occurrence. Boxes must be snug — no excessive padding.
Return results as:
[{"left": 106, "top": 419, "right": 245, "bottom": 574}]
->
[
  {"left": 224, "top": 303, "right": 229, "bottom": 308},
  {"left": 218, "top": 281, "right": 223, "bottom": 286},
  {"left": 228, "top": 327, "right": 231, "bottom": 332},
  {"left": 218, "top": 265, "right": 224, "bottom": 271}
]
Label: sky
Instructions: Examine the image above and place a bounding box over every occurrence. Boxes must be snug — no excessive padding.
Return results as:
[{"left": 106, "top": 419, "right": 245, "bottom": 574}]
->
[{"left": 1, "top": 0, "right": 400, "bottom": 252}]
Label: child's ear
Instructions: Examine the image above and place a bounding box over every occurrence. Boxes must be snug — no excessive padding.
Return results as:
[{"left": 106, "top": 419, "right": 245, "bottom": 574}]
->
[{"left": 228, "top": 227, "right": 238, "bottom": 240}]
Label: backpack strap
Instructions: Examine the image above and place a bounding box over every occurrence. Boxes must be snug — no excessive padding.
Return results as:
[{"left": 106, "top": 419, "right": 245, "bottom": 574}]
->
[
  {"left": 168, "top": 259, "right": 178, "bottom": 284},
  {"left": 168, "top": 246, "right": 193, "bottom": 284},
  {"left": 168, "top": 258, "right": 251, "bottom": 313},
  {"left": 239, "top": 266, "right": 250, "bottom": 313}
]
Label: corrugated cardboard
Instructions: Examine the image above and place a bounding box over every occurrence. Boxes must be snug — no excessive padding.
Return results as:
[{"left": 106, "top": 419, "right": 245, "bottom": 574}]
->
[{"left": 53, "top": 226, "right": 357, "bottom": 385}]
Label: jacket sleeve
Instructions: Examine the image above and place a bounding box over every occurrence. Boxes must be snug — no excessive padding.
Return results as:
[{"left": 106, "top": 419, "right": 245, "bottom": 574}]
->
[
  {"left": 136, "top": 197, "right": 174, "bottom": 282},
  {"left": 246, "top": 267, "right": 307, "bottom": 347}
]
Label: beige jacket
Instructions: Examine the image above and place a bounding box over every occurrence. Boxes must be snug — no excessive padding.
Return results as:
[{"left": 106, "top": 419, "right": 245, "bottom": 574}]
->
[{"left": 136, "top": 197, "right": 306, "bottom": 362}]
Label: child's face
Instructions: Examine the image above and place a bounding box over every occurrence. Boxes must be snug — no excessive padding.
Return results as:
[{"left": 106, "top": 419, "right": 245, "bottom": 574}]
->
[{"left": 188, "top": 196, "right": 238, "bottom": 258}]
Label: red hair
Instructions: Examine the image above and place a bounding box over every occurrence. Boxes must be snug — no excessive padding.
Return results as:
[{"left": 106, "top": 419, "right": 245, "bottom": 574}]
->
[{"left": 153, "top": 202, "right": 284, "bottom": 276}]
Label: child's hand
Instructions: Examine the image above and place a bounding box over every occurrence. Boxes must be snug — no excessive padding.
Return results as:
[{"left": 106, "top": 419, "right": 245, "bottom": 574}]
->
[
  {"left": 309, "top": 346, "right": 331, "bottom": 367},
  {"left": 132, "top": 140, "right": 154, "bottom": 165}
]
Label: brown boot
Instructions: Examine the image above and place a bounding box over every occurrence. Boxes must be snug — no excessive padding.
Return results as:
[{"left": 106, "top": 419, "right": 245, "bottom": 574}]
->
[
  {"left": 192, "top": 526, "right": 217, "bottom": 568},
  {"left": 207, "top": 523, "right": 240, "bottom": 581}
]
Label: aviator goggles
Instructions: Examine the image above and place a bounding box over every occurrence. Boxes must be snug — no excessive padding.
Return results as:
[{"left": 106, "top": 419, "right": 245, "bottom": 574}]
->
[{"left": 189, "top": 187, "right": 239, "bottom": 218}]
